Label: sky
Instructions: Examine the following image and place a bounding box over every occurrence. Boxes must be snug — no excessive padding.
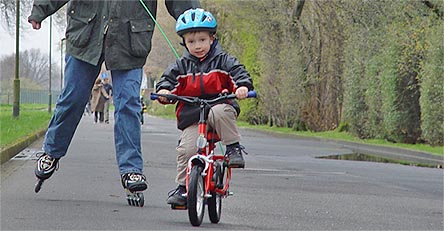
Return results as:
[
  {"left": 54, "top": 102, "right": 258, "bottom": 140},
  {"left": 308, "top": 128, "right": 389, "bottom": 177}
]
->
[{"left": 0, "top": 18, "right": 63, "bottom": 62}]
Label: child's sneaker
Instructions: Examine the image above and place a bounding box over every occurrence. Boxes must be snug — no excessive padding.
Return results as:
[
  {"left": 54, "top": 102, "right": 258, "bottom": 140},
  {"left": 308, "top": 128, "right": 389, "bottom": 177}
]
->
[
  {"left": 35, "top": 153, "right": 59, "bottom": 180},
  {"left": 166, "top": 185, "right": 187, "bottom": 206},
  {"left": 225, "top": 144, "right": 247, "bottom": 168}
]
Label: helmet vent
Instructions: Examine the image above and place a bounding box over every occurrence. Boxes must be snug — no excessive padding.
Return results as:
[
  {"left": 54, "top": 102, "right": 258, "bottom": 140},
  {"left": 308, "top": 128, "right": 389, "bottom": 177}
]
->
[
  {"left": 191, "top": 12, "right": 196, "bottom": 21},
  {"left": 201, "top": 15, "right": 207, "bottom": 22}
]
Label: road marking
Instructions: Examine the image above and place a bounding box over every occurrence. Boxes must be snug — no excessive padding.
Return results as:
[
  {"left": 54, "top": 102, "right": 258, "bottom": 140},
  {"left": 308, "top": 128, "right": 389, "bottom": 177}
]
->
[
  {"left": 11, "top": 148, "right": 40, "bottom": 160},
  {"left": 242, "top": 168, "right": 348, "bottom": 176}
]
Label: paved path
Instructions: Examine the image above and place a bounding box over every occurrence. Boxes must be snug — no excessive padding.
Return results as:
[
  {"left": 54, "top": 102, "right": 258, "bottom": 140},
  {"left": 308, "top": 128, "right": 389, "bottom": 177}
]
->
[{"left": 1, "top": 113, "right": 443, "bottom": 230}]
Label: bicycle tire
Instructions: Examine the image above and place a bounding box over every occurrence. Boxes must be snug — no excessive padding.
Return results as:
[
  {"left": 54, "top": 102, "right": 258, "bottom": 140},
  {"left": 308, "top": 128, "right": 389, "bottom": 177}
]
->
[
  {"left": 188, "top": 165, "right": 205, "bottom": 226},
  {"left": 208, "top": 162, "right": 223, "bottom": 223}
]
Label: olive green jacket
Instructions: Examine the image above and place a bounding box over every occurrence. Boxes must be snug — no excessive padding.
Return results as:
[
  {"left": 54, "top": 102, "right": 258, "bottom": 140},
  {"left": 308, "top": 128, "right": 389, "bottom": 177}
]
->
[{"left": 28, "top": 0, "right": 200, "bottom": 70}]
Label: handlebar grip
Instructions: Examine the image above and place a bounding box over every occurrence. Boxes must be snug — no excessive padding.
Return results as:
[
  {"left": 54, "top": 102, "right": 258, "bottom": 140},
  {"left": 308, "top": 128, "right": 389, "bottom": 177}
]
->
[
  {"left": 247, "top": 90, "right": 257, "bottom": 98},
  {"left": 150, "top": 93, "right": 158, "bottom": 100}
]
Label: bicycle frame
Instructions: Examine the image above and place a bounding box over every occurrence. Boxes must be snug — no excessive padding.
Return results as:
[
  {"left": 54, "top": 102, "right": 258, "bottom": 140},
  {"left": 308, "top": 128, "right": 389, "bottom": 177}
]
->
[{"left": 184, "top": 104, "right": 232, "bottom": 200}]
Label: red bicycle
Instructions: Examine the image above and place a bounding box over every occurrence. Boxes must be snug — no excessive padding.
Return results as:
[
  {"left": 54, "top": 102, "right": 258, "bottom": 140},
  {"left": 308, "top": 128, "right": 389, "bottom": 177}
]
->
[{"left": 151, "top": 90, "right": 256, "bottom": 226}]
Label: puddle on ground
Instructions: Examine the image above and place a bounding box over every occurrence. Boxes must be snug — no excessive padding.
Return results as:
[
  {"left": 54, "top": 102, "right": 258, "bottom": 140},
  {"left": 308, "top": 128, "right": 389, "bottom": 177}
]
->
[{"left": 317, "top": 153, "right": 441, "bottom": 168}]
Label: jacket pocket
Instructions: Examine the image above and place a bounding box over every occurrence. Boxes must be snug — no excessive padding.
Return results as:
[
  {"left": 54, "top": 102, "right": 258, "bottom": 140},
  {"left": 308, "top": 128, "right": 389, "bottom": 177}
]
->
[
  {"left": 129, "top": 19, "right": 154, "bottom": 57},
  {"left": 66, "top": 12, "right": 97, "bottom": 48}
]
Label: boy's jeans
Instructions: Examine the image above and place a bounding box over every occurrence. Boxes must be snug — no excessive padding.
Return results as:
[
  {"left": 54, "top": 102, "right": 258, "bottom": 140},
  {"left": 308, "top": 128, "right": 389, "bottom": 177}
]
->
[{"left": 43, "top": 54, "right": 143, "bottom": 175}]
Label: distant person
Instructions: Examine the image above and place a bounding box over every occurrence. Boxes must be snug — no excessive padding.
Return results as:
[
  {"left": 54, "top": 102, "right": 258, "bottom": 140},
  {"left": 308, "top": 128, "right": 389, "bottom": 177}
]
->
[
  {"left": 84, "top": 100, "right": 92, "bottom": 116},
  {"left": 90, "top": 77, "right": 109, "bottom": 124},
  {"left": 155, "top": 8, "right": 254, "bottom": 206},
  {"left": 102, "top": 72, "right": 113, "bottom": 124},
  {"left": 28, "top": 0, "right": 201, "bottom": 205},
  {"left": 140, "top": 96, "right": 147, "bottom": 125}
]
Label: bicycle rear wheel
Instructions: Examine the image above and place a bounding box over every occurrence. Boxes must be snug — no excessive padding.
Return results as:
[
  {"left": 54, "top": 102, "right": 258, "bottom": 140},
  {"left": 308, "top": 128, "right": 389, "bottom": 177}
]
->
[
  {"left": 208, "top": 162, "right": 223, "bottom": 223},
  {"left": 188, "top": 165, "right": 205, "bottom": 226}
]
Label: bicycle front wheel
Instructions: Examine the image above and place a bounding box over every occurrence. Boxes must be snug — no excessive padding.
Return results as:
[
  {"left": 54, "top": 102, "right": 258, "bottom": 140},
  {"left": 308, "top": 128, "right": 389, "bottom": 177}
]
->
[
  {"left": 188, "top": 165, "right": 205, "bottom": 226},
  {"left": 208, "top": 162, "right": 223, "bottom": 223}
]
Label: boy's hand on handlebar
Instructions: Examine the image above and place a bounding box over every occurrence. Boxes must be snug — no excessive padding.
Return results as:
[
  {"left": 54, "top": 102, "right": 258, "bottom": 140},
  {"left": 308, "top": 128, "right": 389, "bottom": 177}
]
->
[
  {"left": 157, "top": 89, "right": 171, "bottom": 103},
  {"left": 235, "top": 86, "right": 249, "bottom": 100}
]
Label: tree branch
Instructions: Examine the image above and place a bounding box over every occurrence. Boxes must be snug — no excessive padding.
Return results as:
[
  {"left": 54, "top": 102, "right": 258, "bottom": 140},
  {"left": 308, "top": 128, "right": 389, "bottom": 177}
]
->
[
  {"left": 422, "top": 0, "right": 443, "bottom": 18},
  {"left": 293, "top": 0, "right": 305, "bottom": 21}
]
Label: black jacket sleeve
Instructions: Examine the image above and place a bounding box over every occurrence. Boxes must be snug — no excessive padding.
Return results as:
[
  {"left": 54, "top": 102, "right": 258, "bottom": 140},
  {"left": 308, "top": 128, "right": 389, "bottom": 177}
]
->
[
  {"left": 156, "top": 61, "right": 181, "bottom": 92},
  {"left": 223, "top": 54, "right": 254, "bottom": 91},
  {"left": 165, "top": 0, "right": 201, "bottom": 19},
  {"left": 28, "top": 0, "right": 69, "bottom": 23}
]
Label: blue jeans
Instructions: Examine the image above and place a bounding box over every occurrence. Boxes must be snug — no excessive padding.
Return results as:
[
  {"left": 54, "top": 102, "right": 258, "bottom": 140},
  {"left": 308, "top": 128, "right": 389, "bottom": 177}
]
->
[{"left": 43, "top": 54, "right": 143, "bottom": 175}]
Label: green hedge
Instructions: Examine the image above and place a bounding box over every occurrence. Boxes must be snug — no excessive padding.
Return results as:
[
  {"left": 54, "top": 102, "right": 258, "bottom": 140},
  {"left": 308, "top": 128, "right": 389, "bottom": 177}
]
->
[{"left": 419, "top": 20, "right": 444, "bottom": 146}]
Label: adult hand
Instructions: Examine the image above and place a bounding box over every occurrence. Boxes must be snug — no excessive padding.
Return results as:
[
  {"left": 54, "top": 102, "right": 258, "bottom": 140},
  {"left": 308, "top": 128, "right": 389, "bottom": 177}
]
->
[
  {"left": 235, "top": 86, "right": 249, "bottom": 100},
  {"left": 157, "top": 89, "right": 171, "bottom": 104},
  {"left": 29, "top": 20, "right": 41, "bottom": 30}
]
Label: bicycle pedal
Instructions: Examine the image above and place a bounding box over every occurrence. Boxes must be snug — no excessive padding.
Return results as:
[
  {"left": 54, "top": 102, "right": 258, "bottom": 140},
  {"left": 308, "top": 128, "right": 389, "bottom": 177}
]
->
[{"left": 171, "top": 204, "right": 187, "bottom": 210}]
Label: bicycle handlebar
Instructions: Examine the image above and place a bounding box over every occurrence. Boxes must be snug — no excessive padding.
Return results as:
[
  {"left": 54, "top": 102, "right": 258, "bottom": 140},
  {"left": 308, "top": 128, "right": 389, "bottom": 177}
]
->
[
  {"left": 247, "top": 90, "right": 257, "bottom": 98},
  {"left": 150, "top": 90, "right": 257, "bottom": 105}
]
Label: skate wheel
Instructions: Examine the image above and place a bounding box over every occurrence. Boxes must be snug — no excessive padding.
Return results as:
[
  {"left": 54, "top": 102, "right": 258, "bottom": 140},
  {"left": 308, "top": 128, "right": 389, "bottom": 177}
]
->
[
  {"left": 126, "top": 192, "right": 144, "bottom": 207},
  {"left": 137, "top": 193, "right": 144, "bottom": 207},
  {"left": 127, "top": 198, "right": 134, "bottom": 206},
  {"left": 35, "top": 179, "right": 43, "bottom": 193}
]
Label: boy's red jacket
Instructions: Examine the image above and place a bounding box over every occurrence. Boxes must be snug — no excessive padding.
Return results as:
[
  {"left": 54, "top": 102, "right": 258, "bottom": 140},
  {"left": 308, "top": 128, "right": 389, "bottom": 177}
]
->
[{"left": 156, "top": 40, "right": 254, "bottom": 130}]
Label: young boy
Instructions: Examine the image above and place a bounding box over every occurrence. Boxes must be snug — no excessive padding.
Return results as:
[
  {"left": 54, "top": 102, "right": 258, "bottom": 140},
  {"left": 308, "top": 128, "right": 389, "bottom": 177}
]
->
[{"left": 155, "top": 8, "right": 254, "bottom": 206}]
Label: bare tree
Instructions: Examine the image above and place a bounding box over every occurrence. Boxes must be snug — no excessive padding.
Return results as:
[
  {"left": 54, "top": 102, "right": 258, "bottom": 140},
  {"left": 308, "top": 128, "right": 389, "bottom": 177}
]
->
[
  {"left": 0, "top": 49, "right": 60, "bottom": 90},
  {"left": 0, "top": 0, "right": 32, "bottom": 33},
  {"left": 0, "top": 0, "right": 66, "bottom": 35}
]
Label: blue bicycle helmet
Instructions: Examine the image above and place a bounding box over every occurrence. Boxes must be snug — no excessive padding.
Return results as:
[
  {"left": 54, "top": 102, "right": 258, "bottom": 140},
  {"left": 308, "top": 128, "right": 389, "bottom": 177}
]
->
[{"left": 176, "top": 8, "right": 217, "bottom": 36}]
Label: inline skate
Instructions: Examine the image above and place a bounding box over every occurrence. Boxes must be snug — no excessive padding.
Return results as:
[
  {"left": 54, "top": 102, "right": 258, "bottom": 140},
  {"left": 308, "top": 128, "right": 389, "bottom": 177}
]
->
[
  {"left": 121, "top": 172, "right": 148, "bottom": 207},
  {"left": 34, "top": 151, "right": 59, "bottom": 193}
]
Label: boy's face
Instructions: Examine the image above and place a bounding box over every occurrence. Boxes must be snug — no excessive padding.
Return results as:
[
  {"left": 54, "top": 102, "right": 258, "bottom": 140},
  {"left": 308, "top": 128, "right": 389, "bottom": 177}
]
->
[{"left": 183, "top": 31, "right": 214, "bottom": 59}]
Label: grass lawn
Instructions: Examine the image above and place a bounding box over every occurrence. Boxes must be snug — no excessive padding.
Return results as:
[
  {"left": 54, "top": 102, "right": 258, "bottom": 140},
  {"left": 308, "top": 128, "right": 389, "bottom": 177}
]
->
[
  {"left": 1, "top": 102, "right": 442, "bottom": 156},
  {"left": 147, "top": 102, "right": 443, "bottom": 156},
  {"left": 237, "top": 121, "right": 443, "bottom": 156},
  {"left": 0, "top": 104, "right": 52, "bottom": 148}
]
